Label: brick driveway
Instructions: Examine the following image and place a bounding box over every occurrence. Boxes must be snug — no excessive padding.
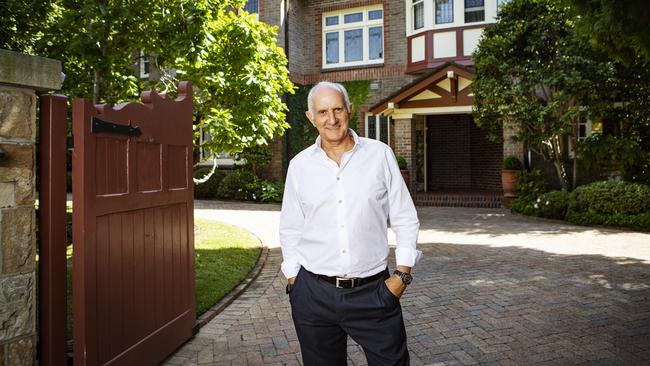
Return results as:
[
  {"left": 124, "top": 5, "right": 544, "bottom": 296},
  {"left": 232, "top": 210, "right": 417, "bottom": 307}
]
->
[{"left": 164, "top": 202, "right": 650, "bottom": 365}]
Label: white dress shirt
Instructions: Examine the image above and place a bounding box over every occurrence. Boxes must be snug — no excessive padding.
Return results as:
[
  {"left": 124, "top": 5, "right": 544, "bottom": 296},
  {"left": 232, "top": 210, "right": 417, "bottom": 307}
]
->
[{"left": 279, "top": 129, "right": 421, "bottom": 279}]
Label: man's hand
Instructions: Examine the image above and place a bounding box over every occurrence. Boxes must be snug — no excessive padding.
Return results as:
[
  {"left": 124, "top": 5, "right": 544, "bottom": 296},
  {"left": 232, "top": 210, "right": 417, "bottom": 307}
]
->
[
  {"left": 384, "top": 275, "right": 406, "bottom": 298},
  {"left": 385, "top": 265, "right": 411, "bottom": 299},
  {"left": 288, "top": 277, "right": 296, "bottom": 285}
]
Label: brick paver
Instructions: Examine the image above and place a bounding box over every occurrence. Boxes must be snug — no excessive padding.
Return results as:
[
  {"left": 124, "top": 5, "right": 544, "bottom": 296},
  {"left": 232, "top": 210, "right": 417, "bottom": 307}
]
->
[{"left": 164, "top": 202, "right": 650, "bottom": 365}]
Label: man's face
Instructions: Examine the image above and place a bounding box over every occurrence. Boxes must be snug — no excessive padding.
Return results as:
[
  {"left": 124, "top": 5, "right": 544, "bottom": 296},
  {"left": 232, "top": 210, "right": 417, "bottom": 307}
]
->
[{"left": 306, "top": 87, "right": 351, "bottom": 146}]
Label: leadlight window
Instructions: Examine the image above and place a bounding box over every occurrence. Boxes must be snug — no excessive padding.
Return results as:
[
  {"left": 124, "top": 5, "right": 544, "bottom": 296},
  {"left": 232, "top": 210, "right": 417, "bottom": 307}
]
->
[
  {"left": 413, "top": 0, "right": 424, "bottom": 30},
  {"left": 323, "top": 6, "right": 384, "bottom": 68},
  {"left": 435, "top": 0, "right": 454, "bottom": 24}
]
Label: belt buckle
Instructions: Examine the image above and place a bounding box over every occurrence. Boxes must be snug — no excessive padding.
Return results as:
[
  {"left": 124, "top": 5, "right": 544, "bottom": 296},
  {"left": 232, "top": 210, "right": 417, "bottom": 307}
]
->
[{"left": 335, "top": 277, "right": 355, "bottom": 288}]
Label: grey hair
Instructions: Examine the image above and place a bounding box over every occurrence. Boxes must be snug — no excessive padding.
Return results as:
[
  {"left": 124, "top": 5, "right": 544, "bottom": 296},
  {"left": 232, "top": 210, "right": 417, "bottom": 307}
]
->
[{"left": 307, "top": 81, "right": 352, "bottom": 114}]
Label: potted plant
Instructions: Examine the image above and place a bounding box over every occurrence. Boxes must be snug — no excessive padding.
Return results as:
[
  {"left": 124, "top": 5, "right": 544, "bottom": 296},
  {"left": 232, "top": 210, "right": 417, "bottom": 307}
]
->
[
  {"left": 502, "top": 155, "right": 522, "bottom": 198},
  {"left": 396, "top": 155, "right": 409, "bottom": 188}
]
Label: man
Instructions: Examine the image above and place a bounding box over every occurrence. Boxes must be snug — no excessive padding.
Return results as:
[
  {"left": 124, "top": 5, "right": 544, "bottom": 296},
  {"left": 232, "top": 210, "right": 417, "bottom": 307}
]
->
[{"left": 279, "top": 81, "right": 421, "bottom": 366}]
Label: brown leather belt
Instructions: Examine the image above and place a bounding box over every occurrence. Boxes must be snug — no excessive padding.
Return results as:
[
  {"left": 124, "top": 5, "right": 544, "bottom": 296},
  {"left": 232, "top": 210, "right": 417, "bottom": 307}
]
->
[{"left": 308, "top": 268, "right": 387, "bottom": 289}]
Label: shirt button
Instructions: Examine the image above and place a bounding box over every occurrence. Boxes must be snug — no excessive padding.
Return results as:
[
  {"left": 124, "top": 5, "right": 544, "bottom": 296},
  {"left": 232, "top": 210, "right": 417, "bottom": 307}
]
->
[
  {"left": 340, "top": 224, "right": 344, "bottom": 228},
  {"left": 338, "top": 200, "right": 342, "bottom": 203},
  {"left": 336, "top": 177, "right": 340, "bottom": 181},
  {"left": 342, "top": 249, "right": 347, "bottom": 254}
]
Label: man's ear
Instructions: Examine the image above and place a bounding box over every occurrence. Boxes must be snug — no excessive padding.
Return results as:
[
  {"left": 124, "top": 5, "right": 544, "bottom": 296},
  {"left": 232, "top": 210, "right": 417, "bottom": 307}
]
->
[{"left": 305, "top": 111, "right": 315, "bottom": 126}]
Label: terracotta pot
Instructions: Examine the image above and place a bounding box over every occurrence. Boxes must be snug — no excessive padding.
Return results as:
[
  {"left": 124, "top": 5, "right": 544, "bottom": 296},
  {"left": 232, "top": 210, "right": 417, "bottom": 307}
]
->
[
  {"left": 501, "top": 169, "right": 519, "bottom": 198},
  {"left": 400, "top": 170, "right": 410, "bottom": 189}
]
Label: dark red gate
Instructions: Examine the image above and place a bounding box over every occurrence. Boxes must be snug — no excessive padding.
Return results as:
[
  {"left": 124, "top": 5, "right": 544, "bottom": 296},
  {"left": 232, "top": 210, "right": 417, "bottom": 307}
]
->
[{"left": 72, "top": 82, "right": 195, "bottom": 365}]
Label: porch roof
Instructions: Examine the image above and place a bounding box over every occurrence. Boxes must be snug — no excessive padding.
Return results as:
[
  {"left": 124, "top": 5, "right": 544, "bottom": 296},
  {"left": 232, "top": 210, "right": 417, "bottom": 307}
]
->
[{"left": 369, "top": 62, "right": 475, "bottom": 118}]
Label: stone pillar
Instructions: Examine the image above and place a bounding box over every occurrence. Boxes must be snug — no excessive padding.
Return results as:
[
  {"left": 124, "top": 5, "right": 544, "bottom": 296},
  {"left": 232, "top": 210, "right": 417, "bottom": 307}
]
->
[
  {"left": 393, "top": 117, "right": 416, "bottom": 191},
  {"left": 0, "top": 49, "right": 62, "bottom": 366}
]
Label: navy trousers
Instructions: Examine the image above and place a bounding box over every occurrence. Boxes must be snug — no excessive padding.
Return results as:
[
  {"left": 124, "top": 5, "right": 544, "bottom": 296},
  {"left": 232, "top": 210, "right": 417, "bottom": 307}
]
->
[{"left": 289, "top": 267, "right": 409, "bottom": 366}]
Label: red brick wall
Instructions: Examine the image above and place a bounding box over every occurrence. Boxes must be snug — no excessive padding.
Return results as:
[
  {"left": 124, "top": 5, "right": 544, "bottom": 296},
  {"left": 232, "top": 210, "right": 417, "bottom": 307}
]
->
[{"left": 470, "top": 121, "right": 502, "bottom": 191}]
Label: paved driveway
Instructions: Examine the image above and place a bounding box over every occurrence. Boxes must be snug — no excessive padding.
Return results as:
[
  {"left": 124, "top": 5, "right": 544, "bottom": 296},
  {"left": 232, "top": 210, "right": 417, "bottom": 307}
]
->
[{"left": 165, "top": 201, "right": 650, "bottom": 365}]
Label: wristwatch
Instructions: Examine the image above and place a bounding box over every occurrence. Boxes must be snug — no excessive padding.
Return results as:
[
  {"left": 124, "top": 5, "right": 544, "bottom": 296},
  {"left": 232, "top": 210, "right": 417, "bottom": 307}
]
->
[{"left": 393, "top": 270, "right": 413, "bottom": 285}]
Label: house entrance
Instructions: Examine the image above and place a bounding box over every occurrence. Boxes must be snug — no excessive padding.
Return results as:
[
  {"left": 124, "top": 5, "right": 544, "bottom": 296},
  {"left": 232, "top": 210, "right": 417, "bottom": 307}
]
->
[{"left": 426, "top": 114, "right": 502, "bottom": 192}]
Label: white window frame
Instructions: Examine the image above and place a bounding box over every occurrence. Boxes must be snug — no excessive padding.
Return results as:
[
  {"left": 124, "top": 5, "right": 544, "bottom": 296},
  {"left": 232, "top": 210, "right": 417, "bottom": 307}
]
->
[
  {"left": 412, "top": 0, "right": 425, "bottom": 30},
  {"left": 322, "top": 5, "right": 384, "bottom": 69},
  {"left": 365, "top": 114, "right": 391, "bottom": 145},
  {"left": 139, "top": 51, "right": 150, "bottom": 79}
]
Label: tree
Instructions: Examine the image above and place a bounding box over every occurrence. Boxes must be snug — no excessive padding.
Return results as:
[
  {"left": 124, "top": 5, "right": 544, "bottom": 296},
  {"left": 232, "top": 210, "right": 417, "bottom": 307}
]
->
[
  {"left": 37, "top": 0, "right": 153, "bottom": 104},
  {"left": 0, "top": 0, "right": 54, "bottom": 53},
  {"left": 162, "top": 0, "right": 294, "bottom": 156},
  {"left": 559, "top": 0, "right": 650, "bottom": 63},
  {"left": 473, "top": 0, "right": 614, "bottom": 190},
  {"left": 23, "top": 0, "right": 293, "bottom": 158}
]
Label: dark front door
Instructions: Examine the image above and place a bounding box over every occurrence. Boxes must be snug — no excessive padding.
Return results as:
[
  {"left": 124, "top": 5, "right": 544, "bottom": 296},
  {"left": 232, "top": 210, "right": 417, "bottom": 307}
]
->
[
  {"left": 72, "top": 83, "right": 195, "bottom": 365},
  {"left": 426, "top": 114, "right": 502, "bottom": 192}
]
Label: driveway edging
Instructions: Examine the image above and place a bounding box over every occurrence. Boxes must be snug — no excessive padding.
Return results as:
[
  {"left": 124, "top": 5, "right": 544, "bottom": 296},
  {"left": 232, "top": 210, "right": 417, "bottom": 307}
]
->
[{"left": 192, "top": 245, "right": 270, "bottom": 334}]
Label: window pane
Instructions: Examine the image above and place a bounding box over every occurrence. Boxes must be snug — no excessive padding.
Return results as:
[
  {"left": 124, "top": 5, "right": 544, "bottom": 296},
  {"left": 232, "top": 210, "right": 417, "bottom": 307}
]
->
[
  {"left": 344, "top": 29, "right": 363, "bottom": 62},
  {"left": 368, "top": 9, "right": 383, "bottom": 20},
  {"left": 326, "top": 33, "right": 339, "bottom": 64},
  {"left": 244, "top": 0, "right": 258, "bottom": 13},
  {"left": 325, "top": 16, "right": 339, "bottom": 26},
  {"left": 413, "top": 2, "right": 424, "bottom": 29},
  {"left": 465, "top": 0, "right": 484, "bottom": 22},
  {"left": 379, "top": 116, "right": 388, "bottom": 144},
  {"left": 465, "top": 10, "right": 484, "bottom": 22},
  {"left": 369, "top": 26, "right": 383, "bottom": 60},
  {"left": 344, "top": 12, "right": 363, "bottom": 23},
  {"left": 367, "top": 116, "right": 377, "bottom": 139},
  {"left": 435, "top": 0, "right": 453, "bottom": 24}
]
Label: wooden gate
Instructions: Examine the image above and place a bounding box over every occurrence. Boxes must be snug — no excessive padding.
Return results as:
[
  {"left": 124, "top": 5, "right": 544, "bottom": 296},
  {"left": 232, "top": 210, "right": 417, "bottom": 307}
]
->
[{"left": 71, "top": 82, "right": 195, "bottom": 365}]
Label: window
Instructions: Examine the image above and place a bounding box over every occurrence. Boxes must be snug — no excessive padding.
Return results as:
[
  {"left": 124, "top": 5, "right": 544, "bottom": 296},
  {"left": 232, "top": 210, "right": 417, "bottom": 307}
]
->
[
  {"left": 244, "top": 0, "right": 258, "bottom": 13},
  {"left": 366, "top": 114, "right": 390, "bottom": 145},
  {"left": 412, "top": 0, "right": 424, "bottom": 30},
  {"left": 464, "top": 0, "right": 485, "bottom": 23},
  {"left": 323, "top": 6, "right": 384, "bottom": 68},
  {"left": 139, "top": 51, "right": 150, "bottom": 79},
  {"left": 435, "top": 0, "right": 454, "bottom": 24}
]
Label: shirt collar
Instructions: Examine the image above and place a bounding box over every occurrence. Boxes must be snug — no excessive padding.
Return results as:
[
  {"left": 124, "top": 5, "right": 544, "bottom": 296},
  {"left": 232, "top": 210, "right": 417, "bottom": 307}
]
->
[{"left": 313, "top": 129, "right": 362, "bottom": 155}]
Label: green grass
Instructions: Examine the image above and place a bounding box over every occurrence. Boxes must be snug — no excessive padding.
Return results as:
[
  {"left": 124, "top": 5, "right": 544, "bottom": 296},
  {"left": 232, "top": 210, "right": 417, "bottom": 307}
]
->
[
  {"left": 42, "top": 217, "right": 261, "bottom": 339},
  {"left": 193, "top": 218, "right": 262, "bottom": 315}
]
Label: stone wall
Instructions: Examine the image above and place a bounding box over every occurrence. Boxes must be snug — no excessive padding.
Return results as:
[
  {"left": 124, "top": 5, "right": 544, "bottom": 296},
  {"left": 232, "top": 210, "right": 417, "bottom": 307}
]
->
[{"left": 0, "top": 49, "right": 62, "bottom": 366}]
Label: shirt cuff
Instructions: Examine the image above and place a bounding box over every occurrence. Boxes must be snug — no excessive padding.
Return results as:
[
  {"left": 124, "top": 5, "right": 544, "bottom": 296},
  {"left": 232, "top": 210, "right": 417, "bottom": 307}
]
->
[
  {"left": 395, "top": 247, "right": 423, "bottom": 268},
  {"left": 281, "top": 260, "right": 301, "bottom": 279}
]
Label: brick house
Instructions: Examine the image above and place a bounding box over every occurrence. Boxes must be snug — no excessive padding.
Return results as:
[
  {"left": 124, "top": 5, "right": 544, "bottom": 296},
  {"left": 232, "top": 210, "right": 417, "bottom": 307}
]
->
[{"left": 248, "top": 0, "right": 521, "bottom": 207}]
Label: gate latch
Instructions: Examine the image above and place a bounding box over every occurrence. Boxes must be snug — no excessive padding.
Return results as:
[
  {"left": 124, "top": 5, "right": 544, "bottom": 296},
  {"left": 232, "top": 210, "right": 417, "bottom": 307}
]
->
[{"left": 92, "top": 117, "right": 142, "bottom": 136}]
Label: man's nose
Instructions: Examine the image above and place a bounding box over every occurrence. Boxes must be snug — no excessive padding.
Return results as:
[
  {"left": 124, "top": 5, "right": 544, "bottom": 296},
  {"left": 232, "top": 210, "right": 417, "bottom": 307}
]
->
[{"left": 326, "top": 110, "right": 338, "bottom": 124}]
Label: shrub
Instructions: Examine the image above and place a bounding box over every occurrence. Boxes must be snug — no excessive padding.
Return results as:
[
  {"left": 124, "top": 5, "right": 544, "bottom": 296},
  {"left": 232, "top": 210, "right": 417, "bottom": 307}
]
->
[
  {"left": 253, "top": 181, "right": 284, "bottom": 203},
  {"left": 509, "top": 196, "right": 537, "bottom": 216},
  {"left": 217, "top": 169, "right": 259, "bottom": 200},
  {"left": 568, "top": 181, "right": 650, "bottom": 215},
  {"left": 566, "top": 212, "right": 650, "bottom": 232},
  {"left": 503, "top": 155, "right": 522, "bottom": 170},
  {"left": 396, "top": 155, "right": 407, "bottom": 170},
  {"left": 193, "top": 168, "right": 226, "bottom": 199},
  {"left": 516, "top": 169, "right": 551, "bottom": 198},
  {"left": 534, "top": 190, "right": 569, "bottom": 220}
]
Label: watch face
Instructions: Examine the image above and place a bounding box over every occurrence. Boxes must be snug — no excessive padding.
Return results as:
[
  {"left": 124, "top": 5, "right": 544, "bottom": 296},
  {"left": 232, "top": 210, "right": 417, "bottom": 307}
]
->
[{"left": 402, "top": 273, "right": 413, "bottom": 285}]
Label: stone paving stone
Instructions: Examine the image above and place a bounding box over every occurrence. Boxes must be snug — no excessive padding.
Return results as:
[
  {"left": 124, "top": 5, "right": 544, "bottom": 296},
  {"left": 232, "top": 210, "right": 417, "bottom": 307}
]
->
[{"left": 162, "top": 203, "right": 650, "bottom": 365}]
